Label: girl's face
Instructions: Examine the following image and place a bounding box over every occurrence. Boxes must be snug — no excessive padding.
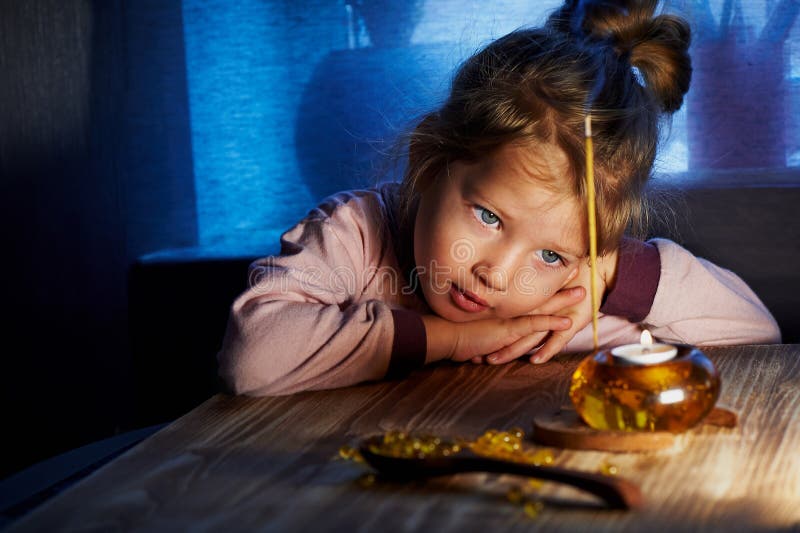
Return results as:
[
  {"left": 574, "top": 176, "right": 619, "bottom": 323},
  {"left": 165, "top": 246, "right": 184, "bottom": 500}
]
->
[{"left": 413, "top": 141, "right": 586, "bottom": 322}]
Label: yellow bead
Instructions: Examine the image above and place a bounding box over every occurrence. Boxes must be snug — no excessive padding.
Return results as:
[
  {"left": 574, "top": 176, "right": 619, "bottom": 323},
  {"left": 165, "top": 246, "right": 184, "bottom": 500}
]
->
[
  {"left": 523, "top": 500, "right": 544, "bottom": 518},
  {"left": 528, "top": 449, "right": 554, "bottom": 465},
  {"left": 506, "top": 487, "right": 524, "bottom": 504},
  {"left": 357, "top": 473, "right": 376, "bottom": 487},
  {"left": 365, "top": 431, "right": 472, "bottom": 459},
  {"left": 527, "top": 478, "right": 544, "bottom": 491},
  {"left": 600, "top": 461, "right": 619, "bottom": 476}
]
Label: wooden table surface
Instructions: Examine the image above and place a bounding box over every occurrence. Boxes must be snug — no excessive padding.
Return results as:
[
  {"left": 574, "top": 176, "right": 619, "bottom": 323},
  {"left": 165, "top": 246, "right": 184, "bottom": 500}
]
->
[{"left": 10, "top": 345, "right": 800, "bottom": 532}]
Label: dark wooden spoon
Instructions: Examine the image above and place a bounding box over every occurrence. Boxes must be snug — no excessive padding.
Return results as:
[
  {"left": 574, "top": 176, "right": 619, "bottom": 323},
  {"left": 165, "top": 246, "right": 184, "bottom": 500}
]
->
[{"left": 358, "top": 436, "right": 642, "bottom": 510}]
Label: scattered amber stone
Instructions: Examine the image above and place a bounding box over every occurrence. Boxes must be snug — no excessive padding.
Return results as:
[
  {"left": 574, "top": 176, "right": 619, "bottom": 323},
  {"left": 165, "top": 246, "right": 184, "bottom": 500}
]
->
[
  {"left": 600, "top": 461, "right": 619, "bottom": 476},
  {"left": 506, "top": 487, "right": 524, "bottom": 504},
  {"left": 527, "top": 478, "right": 544, "bottom": 491},
  {"left": 344, "top": 428, "right": 554, "bottom": 519},
  {"left": 338, "top": 445, "right": 364, "bottom": 463},
  {"left": 523, "top": 500, "right": 544, "bottom": 518},
  {"left": 356, "top": 473, "right": 376, "bottom": 487},
  {"left": 469, "top": 429, "right": 556, "bottom": 468},
  {"left": 339, "top": 445, "right": 355, "bottom": 460},
  {"left": 366, "top": 432, "right": 462, "bottom": 459}
]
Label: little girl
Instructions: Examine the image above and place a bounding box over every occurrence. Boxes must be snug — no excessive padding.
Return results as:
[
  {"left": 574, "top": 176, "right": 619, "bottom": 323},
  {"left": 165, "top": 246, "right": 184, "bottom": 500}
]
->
[{"left": 218, "top": 0, "right": 780, "bottom": 396}]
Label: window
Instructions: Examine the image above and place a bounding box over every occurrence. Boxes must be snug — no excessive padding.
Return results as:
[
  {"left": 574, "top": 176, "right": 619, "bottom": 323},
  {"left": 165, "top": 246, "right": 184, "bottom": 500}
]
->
[{"left": 183, "top": 0, "right": 800, "bottom": 249}]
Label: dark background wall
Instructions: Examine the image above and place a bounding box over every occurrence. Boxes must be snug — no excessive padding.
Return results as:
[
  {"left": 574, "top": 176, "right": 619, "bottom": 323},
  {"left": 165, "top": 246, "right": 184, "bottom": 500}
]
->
[{"left": 0, "top": 0, "right": 196, "bottom": 478}]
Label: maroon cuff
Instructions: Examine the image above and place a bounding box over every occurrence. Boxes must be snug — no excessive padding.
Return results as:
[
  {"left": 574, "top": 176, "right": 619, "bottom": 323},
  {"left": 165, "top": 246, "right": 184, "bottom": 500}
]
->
[
  {"left": 600, "top": 237, "right": 661, "bottom": 323},
  {"left": 386, "top": 309, "right": 427, "bottom": 379}
]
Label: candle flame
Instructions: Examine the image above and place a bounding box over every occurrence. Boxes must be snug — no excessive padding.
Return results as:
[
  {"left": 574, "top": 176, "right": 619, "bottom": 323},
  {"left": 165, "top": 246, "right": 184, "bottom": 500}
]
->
[{"left": 640, "top": 329, "right": 653, "bottom": 346}]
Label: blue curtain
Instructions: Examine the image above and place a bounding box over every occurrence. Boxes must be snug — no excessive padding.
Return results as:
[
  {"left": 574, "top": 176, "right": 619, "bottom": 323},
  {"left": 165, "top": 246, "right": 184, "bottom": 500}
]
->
[{"left": 182, "top": 0, "right": 800, "bottom": 250}]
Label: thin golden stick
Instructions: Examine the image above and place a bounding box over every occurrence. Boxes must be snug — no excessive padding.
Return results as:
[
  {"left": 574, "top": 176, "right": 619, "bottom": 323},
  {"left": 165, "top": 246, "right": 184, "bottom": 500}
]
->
[{"left": 585, "top": 114, "right": 599, "bottom": 351}]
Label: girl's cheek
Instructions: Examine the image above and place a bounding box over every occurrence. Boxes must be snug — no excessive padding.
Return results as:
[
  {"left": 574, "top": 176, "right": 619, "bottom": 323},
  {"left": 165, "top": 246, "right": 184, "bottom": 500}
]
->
[
  {"left": 512, "top": 265, "right": 564, "bottom": 299},
  {"left": 544, "top": 271, "right": 572, "bottom": 297}
]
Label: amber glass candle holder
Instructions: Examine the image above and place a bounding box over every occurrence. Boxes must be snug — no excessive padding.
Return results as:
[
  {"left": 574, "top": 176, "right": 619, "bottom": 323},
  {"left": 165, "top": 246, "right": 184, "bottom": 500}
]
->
[{"left": 569, "top": 345, "right": 720, "bottom": 433}]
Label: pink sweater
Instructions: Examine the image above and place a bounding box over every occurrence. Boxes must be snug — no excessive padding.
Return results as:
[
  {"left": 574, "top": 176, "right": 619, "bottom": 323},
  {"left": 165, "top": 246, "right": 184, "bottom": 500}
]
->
[{"left": 218, "top": 184, "right": 781, "bottom": 396}]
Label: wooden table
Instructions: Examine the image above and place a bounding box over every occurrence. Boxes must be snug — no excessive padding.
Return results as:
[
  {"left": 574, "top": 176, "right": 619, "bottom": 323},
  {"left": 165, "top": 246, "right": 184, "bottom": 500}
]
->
[{"left": 9, "top": 345, "right": 800, "bottom": 531}]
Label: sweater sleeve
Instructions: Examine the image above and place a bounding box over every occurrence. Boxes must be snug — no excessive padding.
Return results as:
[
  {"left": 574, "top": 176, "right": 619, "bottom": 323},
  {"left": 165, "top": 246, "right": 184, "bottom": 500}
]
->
[
  {"left": 217, "top": 194, "right": 426, "bottom": 396},
  {"left": 642, "top": 238, "right": 781, "bottom": 345},
  {"left": 564, "top": 237, "right": 781, "bottom": 351}
]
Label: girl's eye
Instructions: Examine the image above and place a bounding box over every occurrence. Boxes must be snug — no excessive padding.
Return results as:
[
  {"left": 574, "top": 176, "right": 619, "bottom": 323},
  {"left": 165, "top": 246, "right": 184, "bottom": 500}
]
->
[
  {"left": 538, "top": 249, "right": 563, "bottom": 266},
  {"left": 473, "top": 206, "right": 500, "bottom": 227}
]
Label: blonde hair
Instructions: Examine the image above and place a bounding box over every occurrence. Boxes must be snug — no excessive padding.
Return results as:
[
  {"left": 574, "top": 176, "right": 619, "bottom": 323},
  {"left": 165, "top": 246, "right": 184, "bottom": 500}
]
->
[{"left": 399, "top": 0, "right": 691, "bottom": 254}]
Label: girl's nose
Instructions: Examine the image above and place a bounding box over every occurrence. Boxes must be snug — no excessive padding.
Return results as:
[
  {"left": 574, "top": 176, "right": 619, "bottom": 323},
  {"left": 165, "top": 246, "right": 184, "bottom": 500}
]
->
[
  {"left": 472, "top": 242, "right": 529, "bottom": 293},
  {"left": 473, "top": 256, "right": 521, "bottom": 294},
  {"left": 474, "top": 264, "right": 509, "bottom": 292}
]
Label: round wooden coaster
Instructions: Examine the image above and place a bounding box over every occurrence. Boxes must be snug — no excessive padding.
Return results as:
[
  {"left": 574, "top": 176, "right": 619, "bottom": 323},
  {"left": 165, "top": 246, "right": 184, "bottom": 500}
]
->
[
  {"left": 702, "top": 407, "right": 738, "bottom": 428},
  {"left": 532, "top": 407, "right": 738, "bottom": 452},
  {"left": 532, "top": 410, "right": 676, "bottom": 452}
]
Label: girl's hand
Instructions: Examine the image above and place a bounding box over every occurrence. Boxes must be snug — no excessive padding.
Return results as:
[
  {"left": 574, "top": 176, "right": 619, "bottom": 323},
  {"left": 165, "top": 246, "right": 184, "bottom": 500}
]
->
[
  {"left": 470, "top": 273, "right": 587, "bottom": 365},
  {"left": 528, "top": 249, "right": 619, "bottom": 364},
  {"left": 422, "top": 313, "right": 574, "bottom": 364}
]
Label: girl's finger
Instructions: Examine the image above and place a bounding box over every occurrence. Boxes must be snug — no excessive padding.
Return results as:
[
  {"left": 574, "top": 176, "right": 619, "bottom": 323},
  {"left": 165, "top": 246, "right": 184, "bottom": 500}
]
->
[
  {"left": 532, "top": 286, "right": 585, "bottom": 315},
  {"left": 512, "top": 314, "right": 571, "bottom": 337},
  {"left": 529, "top": 330, "right": 572, "bottom": 364},
  {"left": 563, "top": 267, "right": 580, "bottom": 286},
  {"left": 486, "top": 331, "right": 549, "bottom": 365},
  {"left": 471, "top": 356, "right": 484, "bottom": 364}
]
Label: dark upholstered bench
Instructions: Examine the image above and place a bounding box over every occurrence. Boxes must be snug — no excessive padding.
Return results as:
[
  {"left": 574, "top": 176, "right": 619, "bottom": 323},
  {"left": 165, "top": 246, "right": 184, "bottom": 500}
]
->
[
  {"left": 128, "top": 250, "right": 267, "bottom": 425},
  {"left": 128, "top": 177, "right": 800, "bottom": 426},
  {"left": 647, "top": 173, "right": 799, "bottom": 346}
]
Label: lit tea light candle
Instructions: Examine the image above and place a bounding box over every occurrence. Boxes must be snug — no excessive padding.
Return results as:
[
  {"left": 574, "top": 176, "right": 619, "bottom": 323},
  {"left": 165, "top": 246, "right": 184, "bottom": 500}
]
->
[{"left": 611, "top": 330, "right": 678, "bottom": 365}]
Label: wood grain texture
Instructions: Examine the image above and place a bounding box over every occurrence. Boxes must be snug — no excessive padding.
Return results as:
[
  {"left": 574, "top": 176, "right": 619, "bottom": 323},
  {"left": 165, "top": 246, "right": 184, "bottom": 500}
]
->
[{"left": 9, "top": 345, "right": 800, "bottom": 532}]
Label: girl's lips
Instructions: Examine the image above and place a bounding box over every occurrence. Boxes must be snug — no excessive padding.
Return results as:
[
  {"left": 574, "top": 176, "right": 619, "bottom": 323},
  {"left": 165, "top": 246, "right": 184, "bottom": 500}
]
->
[
  {"left": 449, "top": 283, "right": 489, "bottom": 313},
  {"left": 461, "top": 287, "right": 489, "bottom": 307}
]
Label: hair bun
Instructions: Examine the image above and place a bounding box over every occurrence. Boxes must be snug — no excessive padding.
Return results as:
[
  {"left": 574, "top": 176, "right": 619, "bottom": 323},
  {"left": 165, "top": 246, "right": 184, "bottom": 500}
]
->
[{"left": 548, "top": 0, "right": 692, "bottom": 113}]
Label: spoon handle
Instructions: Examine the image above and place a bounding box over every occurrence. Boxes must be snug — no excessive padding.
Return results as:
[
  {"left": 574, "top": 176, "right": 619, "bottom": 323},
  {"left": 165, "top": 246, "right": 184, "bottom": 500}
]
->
[{"left": 452, "top": 455, "right": 642, "bottom": 510}]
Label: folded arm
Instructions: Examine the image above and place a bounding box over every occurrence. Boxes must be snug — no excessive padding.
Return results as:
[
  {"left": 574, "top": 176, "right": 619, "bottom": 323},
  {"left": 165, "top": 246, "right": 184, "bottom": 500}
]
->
[
  {"left": 217, "top": 193, "right": 426, "bottom": 396},
  {"left": 565, "top": 238, "right": 781, "bottom": 352}
]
